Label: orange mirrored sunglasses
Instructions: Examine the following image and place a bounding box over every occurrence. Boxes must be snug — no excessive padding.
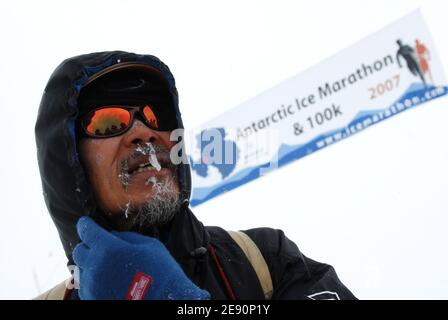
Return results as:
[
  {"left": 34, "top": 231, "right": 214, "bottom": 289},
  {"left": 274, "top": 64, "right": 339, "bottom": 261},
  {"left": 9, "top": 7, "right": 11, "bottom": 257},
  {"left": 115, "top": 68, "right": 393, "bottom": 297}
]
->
[{"left": 80, "top": 105, "right": 168, "bottom": 138}]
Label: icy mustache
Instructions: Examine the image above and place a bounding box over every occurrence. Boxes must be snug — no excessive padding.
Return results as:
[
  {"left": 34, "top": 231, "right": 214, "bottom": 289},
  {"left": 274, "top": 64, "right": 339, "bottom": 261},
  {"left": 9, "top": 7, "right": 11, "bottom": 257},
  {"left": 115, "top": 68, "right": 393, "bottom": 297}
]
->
[{"left": 119, "top": 142, "right": 174, "bottom": 188}]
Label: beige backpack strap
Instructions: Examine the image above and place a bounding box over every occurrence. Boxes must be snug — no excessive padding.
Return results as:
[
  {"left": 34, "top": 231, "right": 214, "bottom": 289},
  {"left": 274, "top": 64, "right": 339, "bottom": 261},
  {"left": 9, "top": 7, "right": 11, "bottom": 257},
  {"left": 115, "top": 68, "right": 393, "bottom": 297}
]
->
[
  {"left": 33, "top": 279, "right": 69, "bottom": 300},
  {"left": 227, "top": 230, "right": 273, "bottom": 299}
]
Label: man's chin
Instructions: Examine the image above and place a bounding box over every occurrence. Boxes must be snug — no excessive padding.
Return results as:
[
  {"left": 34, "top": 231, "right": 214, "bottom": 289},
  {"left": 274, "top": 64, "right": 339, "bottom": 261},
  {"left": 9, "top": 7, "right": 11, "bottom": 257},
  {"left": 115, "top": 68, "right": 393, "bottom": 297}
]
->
[
  {"left": 106, "top": 201, "right": 179, "bottom": 236},
  {"left": 106, "top": 170, "right": 181, "bottom": 234},
  {"left": 117, "top": 196, "right": 180, "bottom": 231}
]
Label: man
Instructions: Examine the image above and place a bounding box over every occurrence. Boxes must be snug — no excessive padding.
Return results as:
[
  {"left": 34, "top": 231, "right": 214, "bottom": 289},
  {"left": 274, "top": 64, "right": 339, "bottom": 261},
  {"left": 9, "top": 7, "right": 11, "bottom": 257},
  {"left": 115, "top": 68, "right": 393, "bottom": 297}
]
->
[{"left": 35, "top": 51, "right": 356, "bottom": 300}]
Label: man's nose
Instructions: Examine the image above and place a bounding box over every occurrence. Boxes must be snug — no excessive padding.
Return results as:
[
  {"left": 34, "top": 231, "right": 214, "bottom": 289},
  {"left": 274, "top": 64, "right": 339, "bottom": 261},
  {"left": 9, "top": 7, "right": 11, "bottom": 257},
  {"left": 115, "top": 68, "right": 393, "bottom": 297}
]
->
[{"left": 122, "top": 119, "right": 160, "bottom": 148}]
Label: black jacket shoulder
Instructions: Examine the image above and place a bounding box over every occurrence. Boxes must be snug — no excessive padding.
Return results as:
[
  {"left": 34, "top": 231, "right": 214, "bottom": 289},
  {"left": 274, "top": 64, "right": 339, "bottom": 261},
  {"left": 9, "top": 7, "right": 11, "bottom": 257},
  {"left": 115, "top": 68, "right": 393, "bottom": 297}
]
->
[{"left": 236, "top": 227, "right": 356, "bottom": 300}]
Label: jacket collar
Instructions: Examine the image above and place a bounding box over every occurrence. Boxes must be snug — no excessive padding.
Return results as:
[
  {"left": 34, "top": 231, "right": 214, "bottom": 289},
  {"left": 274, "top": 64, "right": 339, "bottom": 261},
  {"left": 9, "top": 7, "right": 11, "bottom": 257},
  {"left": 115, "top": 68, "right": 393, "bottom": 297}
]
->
[{"left": 164, "top": 201, "right": 210, "bottom": 265}]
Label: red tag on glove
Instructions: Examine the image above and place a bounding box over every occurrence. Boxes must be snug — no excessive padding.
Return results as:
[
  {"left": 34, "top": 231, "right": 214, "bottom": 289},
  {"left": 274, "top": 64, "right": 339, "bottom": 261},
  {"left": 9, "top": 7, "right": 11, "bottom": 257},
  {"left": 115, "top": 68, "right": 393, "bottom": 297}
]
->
[{"left": 126, "top": 272, "right": 152, "bottom": 300}]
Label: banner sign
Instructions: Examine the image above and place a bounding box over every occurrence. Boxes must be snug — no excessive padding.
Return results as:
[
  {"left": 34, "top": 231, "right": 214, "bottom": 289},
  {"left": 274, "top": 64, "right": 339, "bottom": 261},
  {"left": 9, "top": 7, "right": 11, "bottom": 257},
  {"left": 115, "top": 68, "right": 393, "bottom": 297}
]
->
[{"left": 187, "top": 10, "right": 447, "bottom": 206}]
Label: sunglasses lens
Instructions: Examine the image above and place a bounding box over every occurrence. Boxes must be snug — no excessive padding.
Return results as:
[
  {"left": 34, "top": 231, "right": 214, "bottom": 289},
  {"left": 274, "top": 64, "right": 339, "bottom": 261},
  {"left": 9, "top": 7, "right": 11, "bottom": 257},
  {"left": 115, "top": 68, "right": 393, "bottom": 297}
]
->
[
  {"left": 84, "top": 108, "right": 131, "bottom": 136},
  {"left": 143, "top": 105, "right": 159, "bottom": 129}
]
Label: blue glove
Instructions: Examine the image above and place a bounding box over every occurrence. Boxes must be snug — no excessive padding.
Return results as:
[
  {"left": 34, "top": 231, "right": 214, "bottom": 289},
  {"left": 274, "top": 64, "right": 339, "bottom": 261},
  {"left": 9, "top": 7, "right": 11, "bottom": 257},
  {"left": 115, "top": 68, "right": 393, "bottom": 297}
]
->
[{"left": 73, "top": 216, "right": 210, "bottom": 300}]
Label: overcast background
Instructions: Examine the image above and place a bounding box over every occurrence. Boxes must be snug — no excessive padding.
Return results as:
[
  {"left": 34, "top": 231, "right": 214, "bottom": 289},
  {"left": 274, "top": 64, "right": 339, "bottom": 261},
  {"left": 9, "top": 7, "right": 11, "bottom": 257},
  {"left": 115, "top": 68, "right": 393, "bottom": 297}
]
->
[{"left": 1, "top": 0, "right": 447, "bottom": 299}]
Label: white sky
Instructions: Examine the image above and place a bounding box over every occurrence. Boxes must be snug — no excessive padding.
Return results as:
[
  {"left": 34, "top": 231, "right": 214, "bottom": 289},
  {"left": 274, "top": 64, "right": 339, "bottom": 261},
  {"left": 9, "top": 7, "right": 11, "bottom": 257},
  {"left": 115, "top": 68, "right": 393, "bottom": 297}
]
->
[{"left": 1, "top": 0, "right": 447, "bottom": 299}]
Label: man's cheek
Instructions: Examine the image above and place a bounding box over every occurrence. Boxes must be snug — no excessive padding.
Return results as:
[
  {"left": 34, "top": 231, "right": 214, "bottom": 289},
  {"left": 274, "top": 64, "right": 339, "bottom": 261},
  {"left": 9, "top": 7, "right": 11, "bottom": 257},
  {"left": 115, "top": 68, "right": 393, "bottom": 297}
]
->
[{"left": 94, "top": 153, "right": 106, "bottom": 166}]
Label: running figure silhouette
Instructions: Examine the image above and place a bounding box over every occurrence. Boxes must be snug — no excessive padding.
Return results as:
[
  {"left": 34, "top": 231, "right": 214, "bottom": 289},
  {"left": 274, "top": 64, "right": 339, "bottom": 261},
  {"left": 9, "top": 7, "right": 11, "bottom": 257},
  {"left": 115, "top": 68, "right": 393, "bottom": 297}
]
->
[{"left": 396, "top": 39, "right": 426, "bottom": 88}]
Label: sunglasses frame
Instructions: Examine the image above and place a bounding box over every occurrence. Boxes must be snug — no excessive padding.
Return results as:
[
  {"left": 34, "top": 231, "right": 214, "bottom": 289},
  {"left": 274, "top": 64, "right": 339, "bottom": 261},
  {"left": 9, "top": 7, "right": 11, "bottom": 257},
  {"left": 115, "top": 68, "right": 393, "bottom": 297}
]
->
[{"left": 80, "top": 105, "right": 160, "bottom": 138}]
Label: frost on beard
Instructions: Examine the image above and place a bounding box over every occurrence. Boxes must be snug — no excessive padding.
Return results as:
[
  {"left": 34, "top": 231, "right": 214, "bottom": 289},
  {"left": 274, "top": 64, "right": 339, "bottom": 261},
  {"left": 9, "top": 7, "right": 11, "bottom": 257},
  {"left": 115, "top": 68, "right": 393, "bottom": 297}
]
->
[{"left": 118, "top": 159, "right": 130, "bottom": 190}]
